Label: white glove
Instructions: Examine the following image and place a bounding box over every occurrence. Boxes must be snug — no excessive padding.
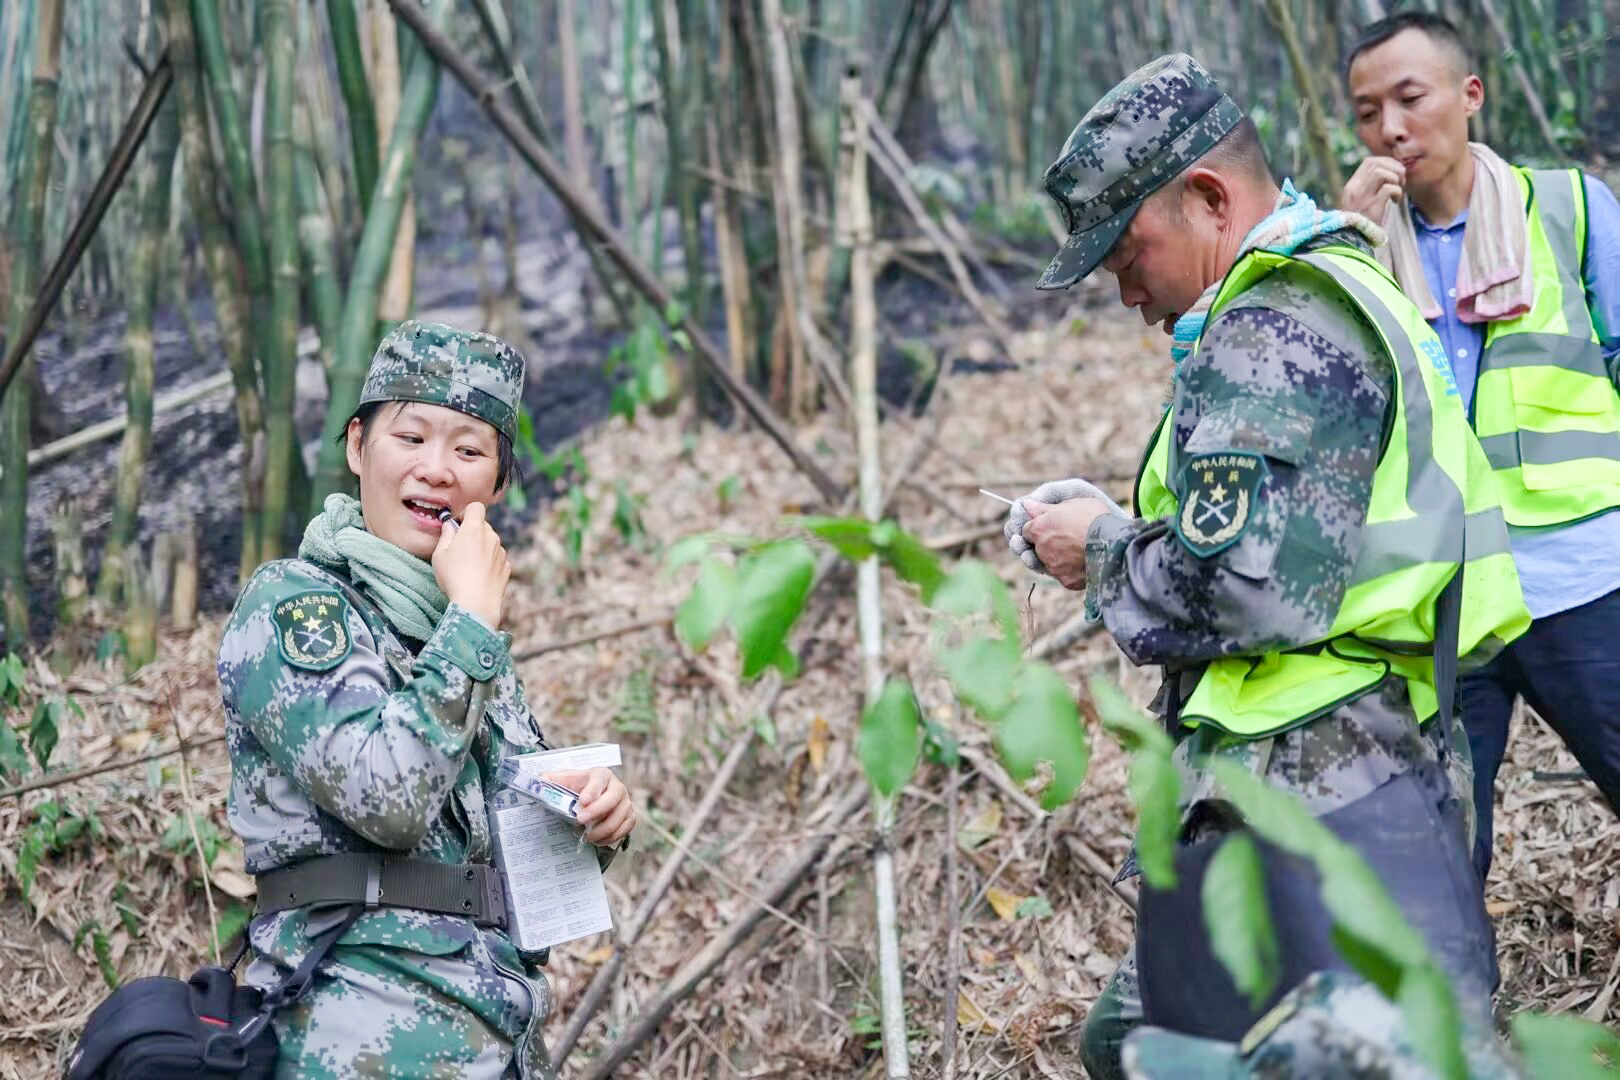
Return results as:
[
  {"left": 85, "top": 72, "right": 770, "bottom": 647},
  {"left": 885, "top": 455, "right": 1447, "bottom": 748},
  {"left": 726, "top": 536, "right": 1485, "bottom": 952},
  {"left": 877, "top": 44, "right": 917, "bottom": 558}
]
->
[{"left": 1003, "top": 478, "right": 1129, "bottom": 574}]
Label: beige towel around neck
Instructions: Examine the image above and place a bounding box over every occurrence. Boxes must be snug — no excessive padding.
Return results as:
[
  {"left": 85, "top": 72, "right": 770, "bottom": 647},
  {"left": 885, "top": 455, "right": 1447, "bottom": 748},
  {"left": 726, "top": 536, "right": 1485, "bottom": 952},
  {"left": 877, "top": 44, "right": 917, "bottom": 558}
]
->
[{"left": 1377, "top": 142, "right": 1534, "bottom": 324}]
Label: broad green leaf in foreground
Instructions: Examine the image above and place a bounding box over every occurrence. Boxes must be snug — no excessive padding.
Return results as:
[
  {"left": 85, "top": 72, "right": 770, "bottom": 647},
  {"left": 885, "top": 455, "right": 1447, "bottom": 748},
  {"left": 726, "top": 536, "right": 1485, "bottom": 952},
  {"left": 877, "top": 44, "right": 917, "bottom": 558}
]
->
[
  {"left": 1202, "top": 832, "right": 1280, "bottom": 1010},
  {"left": 858, "top": 679, "right": 922, "bottom": 798},
  {"left": 1396, "top": 964, "right": 1468, "bottom": 1080},
  {"left": 1512, "top": 1012, "right": 1620, "bottom": 1080},
  {"left": 994, "top": 663, "right": 1089, "bottom": 809},
  {"left": 799, "top": 517, "right": 945, "bottom": 600},
  {"left": 1212, "top": 761, "right": 1465, "bottom": 1080},
  {"left": 931, "top": 559, "right": 1020, "bottom": 640},
  {"left": 1089, "top": 678, "right": 1179, "bottom": 888},
  {"left": 674, "top": 557, "right": 736, "bottom": 650},
  {"left": 731, "top": 542, "right": 816, "bottom": 679},
  {"left": 939, "top": 634, "right": 1020, "bottom": 720}
]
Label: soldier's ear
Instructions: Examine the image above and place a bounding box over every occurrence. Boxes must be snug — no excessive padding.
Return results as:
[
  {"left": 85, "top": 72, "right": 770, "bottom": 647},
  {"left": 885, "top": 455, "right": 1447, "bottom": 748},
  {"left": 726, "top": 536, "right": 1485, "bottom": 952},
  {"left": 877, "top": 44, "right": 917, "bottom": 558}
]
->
[
  {"left": 345, "top": 418, "right": 365, "bottom": 478},
  {"left": 1180, "top": 166, "right": 1234, "bottom": 226}
]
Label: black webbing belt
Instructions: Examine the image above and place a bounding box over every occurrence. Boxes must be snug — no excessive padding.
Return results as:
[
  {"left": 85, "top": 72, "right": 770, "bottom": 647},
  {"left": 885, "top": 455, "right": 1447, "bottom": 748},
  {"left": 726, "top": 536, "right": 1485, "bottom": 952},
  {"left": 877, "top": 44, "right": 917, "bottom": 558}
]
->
[{"left": 255, "top": 854, "right": 508, "bottom": 930}]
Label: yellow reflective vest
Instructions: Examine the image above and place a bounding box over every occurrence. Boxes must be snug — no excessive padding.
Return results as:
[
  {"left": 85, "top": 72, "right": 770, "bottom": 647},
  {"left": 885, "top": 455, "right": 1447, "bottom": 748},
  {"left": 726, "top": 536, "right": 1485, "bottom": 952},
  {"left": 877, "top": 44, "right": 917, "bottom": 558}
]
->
[
  {"left": 1471, "top": 167, "right": 1620, "bottom": 526},
  {"left": 1132, "top": 245, "right": 1530, "bottom": 737}
]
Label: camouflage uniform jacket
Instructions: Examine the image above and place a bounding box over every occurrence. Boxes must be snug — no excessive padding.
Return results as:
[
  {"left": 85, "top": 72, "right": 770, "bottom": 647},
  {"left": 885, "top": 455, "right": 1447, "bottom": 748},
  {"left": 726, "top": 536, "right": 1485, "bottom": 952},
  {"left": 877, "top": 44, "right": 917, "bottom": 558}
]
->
[
  {"left": 219, "top": 556, "right": 557, "bottom": 1078},
  {"left": 1085, "top": 232, "right": 1473, "bottom": 824}
]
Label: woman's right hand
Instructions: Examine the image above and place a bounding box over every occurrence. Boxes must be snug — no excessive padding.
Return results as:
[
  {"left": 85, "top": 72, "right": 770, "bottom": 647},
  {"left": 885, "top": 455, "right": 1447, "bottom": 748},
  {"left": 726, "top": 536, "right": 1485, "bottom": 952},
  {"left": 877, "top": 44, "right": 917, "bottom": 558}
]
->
[{"left": 432, "top": 502, "right": 511, "bottom": 628}]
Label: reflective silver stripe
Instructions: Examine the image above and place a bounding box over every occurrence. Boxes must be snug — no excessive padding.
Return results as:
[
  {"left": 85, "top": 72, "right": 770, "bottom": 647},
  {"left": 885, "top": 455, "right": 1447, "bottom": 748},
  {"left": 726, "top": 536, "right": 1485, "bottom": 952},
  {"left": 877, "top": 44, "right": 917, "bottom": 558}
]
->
[
  {"left": 1475, "top": 330, "right": 1609, "bottom": 378},
  {"left": 1477, "top": 427, "right": 1620, "bottom": 470},
  {"left": 1464, "top": 506, "right": 1512, "bottom": 558},
  {"left": 1297, "top": 253, "right": 1467, "bottom": 584},
  {"left": 1528, "top": 169, "right": 1595, "bottom": 339}
]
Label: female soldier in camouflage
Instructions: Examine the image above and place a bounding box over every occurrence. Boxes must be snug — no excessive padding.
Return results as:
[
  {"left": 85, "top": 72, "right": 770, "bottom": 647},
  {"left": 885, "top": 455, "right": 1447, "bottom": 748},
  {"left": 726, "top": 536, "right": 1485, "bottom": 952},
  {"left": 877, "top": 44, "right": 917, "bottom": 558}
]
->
[{"left": 217, "top": 321, "right": 635, "bottom": 1078}]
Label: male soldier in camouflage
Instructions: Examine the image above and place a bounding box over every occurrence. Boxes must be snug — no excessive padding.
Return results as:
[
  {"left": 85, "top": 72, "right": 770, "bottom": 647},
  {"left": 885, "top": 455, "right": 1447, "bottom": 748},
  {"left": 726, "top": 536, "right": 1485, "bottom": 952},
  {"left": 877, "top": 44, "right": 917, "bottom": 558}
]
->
[
  {"left": 218, "top": 321, "right": 636, "bottom": 1078},
  {"left": 1001, "top": 56, "right": 1529, "bottom": 1078}
]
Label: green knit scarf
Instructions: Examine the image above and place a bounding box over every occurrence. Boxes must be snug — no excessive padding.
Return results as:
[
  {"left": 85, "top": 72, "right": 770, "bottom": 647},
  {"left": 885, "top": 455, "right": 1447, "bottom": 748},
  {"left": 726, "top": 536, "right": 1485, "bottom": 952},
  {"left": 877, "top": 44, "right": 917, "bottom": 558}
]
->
[{"left": 299, "top": 494, "right": 447, "bottom": 642}]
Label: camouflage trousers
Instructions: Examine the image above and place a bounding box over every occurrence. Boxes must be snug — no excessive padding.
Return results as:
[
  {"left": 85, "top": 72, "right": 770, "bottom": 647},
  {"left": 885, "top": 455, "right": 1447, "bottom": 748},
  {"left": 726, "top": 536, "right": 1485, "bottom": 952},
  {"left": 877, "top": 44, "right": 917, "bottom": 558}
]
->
[
  {"left": 246, "top": 911, "right": 553, "bottom": 1080},
  {"left": 1082, "top": 680, "right": 1489, "bottom": 1080}
]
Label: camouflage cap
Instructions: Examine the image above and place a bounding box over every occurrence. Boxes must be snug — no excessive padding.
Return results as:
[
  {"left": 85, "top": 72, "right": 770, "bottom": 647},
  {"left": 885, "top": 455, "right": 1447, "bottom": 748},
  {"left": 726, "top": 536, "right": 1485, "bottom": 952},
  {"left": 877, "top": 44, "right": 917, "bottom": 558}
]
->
[
  {"left": 1121, "top": 973, "right": 1444, "bottom": 1079},
  {"left": 358, "top": 320, "right": 526, "bottom": 440},
  {"left": 1036, "top": 53, "right": 1244, "bottom": 290}
]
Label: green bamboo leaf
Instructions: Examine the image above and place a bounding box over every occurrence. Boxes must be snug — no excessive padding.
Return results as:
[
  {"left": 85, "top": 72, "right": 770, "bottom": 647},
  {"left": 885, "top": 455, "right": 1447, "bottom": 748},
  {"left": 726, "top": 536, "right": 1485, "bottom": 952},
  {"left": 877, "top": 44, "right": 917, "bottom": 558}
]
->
[
  {"left": 29, "top": 697, "right": 58, "bottom": 770},
  {"left": 871, "top": 522, "right": 946, "bottom": 601},
  {"left": 1128, "top": 748, "right": 1181, "bottom": 889},
  {"left": 1212, "top": 761, "right": 1429, "bottom": 970},
  {"left": 0, "top": 721, "right": 30, "bottom": 780},
  {"left": 1201, "top": 833, "right": 1280, "bottom": 1010},
  {"left": 858, "top": 679, "right": 922, "bottom": 798},
  {"left": 931, "top": 560, "right": 1020, "bottom": 640},
  {"left": 664, "top": 535, "right": 712, "bottom": 574},
  {"left": 940, "top": 634, "right": 1021, "bottom": 720},
  {"left": 1089, "top": 677, "right": 1173, "bottom": 755},
  {"left": 1512, "top": 1012, "right": 1620, "bottom": 1080},
  {"left": 994, "top": 663, "right": 1089, "bottom": 809},
  {"left": 214, "top": 901, "right": 253, "bottom": 956},
  {"left": 1395, "top": 964, "right": 1467, "bottom": 1080},
  {"left": 732, "top": 542, "right": 816, "bottom": 679},
  {"left": 799, "top": 516, "right": 879, "bottom": 559},
  {"left": 675, "top": 558, "right": 736, "bottom": 650}
]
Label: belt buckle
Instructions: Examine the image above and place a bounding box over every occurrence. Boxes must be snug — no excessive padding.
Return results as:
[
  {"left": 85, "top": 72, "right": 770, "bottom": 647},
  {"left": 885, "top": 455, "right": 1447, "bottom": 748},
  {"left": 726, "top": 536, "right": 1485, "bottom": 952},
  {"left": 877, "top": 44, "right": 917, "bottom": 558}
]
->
[{"left": 481, "top": 866, "right": 508, "bottom": 928}]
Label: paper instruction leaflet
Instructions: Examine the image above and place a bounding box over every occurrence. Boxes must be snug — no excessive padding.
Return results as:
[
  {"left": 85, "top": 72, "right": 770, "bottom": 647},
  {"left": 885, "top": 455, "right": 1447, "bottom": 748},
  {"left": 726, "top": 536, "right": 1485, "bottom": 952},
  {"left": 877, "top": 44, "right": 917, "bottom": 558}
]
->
[{"left": 487, "top": 743, "right": 622, "bottom": 952}]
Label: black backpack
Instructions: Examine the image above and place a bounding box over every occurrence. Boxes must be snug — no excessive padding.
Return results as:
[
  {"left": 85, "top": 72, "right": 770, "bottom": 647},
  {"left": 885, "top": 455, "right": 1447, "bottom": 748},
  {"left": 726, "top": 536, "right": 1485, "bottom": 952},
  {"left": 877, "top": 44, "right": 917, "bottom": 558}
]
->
[{"left": 66, "top": 906, "right": 360, "bottom": 1079}]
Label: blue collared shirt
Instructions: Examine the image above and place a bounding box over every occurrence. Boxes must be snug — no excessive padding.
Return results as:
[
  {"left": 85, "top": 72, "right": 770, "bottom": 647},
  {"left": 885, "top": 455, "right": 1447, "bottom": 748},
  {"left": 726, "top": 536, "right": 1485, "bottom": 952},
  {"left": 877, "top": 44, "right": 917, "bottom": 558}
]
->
[{"left": 1411, "top": 173, "right": 1620, "bottom": 619}]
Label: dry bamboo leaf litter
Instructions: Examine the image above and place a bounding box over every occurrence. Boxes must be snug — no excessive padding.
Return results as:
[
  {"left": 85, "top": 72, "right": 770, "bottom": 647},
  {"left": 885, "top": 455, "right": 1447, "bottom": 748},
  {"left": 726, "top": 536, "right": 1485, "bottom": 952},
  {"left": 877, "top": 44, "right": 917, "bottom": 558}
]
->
[{"left": 1, "top": 301, "right": 1614, "bottom": 1077}]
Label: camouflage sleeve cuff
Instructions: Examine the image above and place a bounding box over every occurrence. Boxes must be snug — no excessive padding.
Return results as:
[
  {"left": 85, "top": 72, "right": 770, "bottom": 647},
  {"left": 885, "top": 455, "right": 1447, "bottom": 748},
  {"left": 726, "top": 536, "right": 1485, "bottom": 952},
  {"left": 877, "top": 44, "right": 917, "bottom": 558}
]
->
[
  {"left": 421, "top": 603, "right": 509, "bottom": 682},
  {"left": 1085, "top": 514, "right": 1141, "bottom": 622}
]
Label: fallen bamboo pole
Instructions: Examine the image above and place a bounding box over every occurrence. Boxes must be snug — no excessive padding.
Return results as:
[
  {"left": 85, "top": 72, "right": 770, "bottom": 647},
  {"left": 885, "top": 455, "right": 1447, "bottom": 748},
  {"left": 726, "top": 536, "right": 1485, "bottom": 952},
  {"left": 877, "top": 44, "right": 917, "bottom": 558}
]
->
[
  {"left": 549, "top": 666, "right": 779, "bottom": 1069},
  {"left": 0, "top": 733, "right": 227, "bottom": 802},
  {"left": 0, "top": 51, "right": 173, "bottom": 407},
  {"left": 578, "top": 781, "right": 868, "bottom": 1079},
  {"left": 858, "top": 100, "right": 1015, "bottom": 359},
  {"left": 28, "top": 371, "right": 233, "bottom": 468},
  {"left": 385, "top": 0, "right": 844, "bottom": 506}
]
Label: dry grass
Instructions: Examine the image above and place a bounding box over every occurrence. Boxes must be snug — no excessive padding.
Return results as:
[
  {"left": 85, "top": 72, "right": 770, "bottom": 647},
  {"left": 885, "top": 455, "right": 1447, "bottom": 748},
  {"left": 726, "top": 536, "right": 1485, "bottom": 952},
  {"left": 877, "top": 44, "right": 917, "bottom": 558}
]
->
[{"left": 1, "top": 290, "right": 1614, "bottom": 1078}]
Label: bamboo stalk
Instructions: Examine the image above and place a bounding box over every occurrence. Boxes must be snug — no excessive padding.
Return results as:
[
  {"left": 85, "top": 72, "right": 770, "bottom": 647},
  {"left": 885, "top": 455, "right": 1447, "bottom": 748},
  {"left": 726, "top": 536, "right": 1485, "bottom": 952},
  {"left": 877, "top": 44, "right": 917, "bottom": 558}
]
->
[
  {"left": 326, "top": 0, "right": 379, "bottom": 213},
  {"left": 259, "top": 0, "right": 300, "bottom": 557},
  {"left": 190, "top": 0, "right": 271, "bottom": 372},
  {"left": 557, "top": 0, "right": 590, "bottom": 194},
  {"left": 651, "top": 0, "right": 704, "bottom": 319},
  {"left": 96, "top": 89, "right": 179, "bottom": 604},
  {"left": 762, "top": 0, "right": 849, "bottom": 419},
  {"left": 386, "top": 0, "right": 845, "bottom": 505},
  {"left": 468, "top": 0, "right": 632, "bottom": 329},
  {"left": 705, "top": 1, "right": 753, "bottom": 378},
  {"left": 50, "top": 496, "right": 87, "bottom": 629},
  {"left": 370, "top": 1, "right": 416, "bottom": 332},
  {"left": 294, "top": 90, "right": 342, "bottom": 377},
  {"left": 1476, "top": 0, "right": 1562, "bottom": 154},
  {"left": 166, "top": 0, "right": 264, "bottom": 580},
  {"left": 312, "top": 0, "right": 452, "bottom": 515},
  {"left": 0, "top": 0, "right": 64, "bottom": 647},
  {"left": 842, "top": 65, "right": 910, "bottom": 1080},
  {"left": 0, "top": 54, "right": 172, "bottom": 409},
  {"left": 1263, "top": 0, "right": 1344, "bottom": 196}
]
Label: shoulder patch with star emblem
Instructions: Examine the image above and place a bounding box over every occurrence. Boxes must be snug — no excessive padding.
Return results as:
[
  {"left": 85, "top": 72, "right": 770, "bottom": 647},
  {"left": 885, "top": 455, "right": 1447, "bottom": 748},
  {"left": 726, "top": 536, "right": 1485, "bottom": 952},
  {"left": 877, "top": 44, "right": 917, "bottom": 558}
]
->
[
  {"left": 271, "top": 590, "right": 353, "bottom": 671},
  {"left": 1174, "top": 451, "right": 1268, "bottom": 557}
]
